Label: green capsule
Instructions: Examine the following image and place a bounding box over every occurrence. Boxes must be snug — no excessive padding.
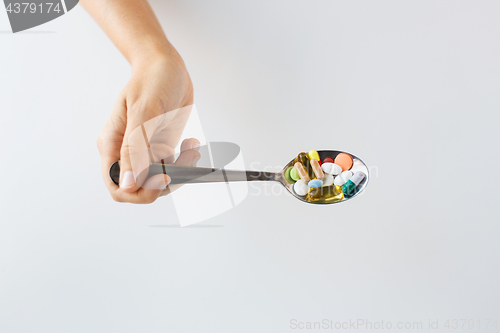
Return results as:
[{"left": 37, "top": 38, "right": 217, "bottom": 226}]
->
[
  {"left": 342, "top": 180, "right": 357, "bottom": 197},
  {"left": 342, "top": 171, "right": 366, "bottom": 197},
  {"left": 306, "top": 185, "right": 344, "bottom": 203},
  {"left": 297, "top": 152, "right": 315, "bottom": 179}
]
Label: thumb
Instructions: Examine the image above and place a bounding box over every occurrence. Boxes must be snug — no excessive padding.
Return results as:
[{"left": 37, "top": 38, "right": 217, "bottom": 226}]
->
[{"left": 119, "top": 116, "right": 153, "bottom": 193}]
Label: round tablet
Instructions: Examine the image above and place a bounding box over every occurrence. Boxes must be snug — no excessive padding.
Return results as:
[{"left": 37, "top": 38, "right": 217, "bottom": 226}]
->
[
  {"left": 284, "top": 167, "right": 295, "bottom": 183},
  {"left": 290, "top": 167, "right": 301, "bottom": 181},
  {"left": 293, "top": 180, "right": 309, "bottom": 196},
  {"left": 334, "top": 153, "right": 353, "bottom": 171}
]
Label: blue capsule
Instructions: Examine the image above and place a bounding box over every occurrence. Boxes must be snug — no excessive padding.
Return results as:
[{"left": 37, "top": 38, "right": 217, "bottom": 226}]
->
[{"left": 308, "top": 179, "right": 323, "bottom": 189}]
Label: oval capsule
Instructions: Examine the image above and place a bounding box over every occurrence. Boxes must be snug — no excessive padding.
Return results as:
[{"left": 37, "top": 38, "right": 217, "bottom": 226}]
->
[
  {"left": 294, "top": 162, "right": 310, "bottom": 183},
  {"left": 306, "top": 185, "right": 344, "bottom": 203},
  {"left": 308, "top": 150, "right": 320, "bottom": 161},
  {"left": 297, "top": 152, "right": 314, "bottom": 179}
]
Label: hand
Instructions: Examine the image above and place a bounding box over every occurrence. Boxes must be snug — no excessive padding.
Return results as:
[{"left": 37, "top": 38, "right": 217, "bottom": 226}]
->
[{"left": 97, "top": 49, "right": 200, "bottom": 203}]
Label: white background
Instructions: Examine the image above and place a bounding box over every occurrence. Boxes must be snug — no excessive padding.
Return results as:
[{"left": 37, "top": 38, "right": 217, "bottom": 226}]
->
[{"left": 1, "top": 1, "right": 499, "bottom": 332}]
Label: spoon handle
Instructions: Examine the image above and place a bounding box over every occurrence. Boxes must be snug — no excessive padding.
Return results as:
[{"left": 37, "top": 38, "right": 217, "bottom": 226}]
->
[{"left": 109, "top": 161, "right": 279, "bottom": 186}]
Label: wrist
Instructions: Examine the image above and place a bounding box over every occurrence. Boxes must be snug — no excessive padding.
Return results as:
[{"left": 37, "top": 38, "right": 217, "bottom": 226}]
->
[{"left": 129, "top": 39, "right": 184, "bottom": 70}]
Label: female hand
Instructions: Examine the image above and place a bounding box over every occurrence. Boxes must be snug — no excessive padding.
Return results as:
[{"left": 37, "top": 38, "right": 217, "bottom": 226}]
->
[{"left": 96, "top": 50, "right": 200, "bottom": 203}]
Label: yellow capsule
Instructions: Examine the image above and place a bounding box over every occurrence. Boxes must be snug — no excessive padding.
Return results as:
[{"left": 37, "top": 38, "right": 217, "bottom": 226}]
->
[
  {"left": 306, "top": 185, "right": 344, "bottom": 203},
  {"left": 308, "top": 150, "right": 320, "bottom": 161},
  {"left": 297, "top": 152, "right": 314, "bottom": 179}
]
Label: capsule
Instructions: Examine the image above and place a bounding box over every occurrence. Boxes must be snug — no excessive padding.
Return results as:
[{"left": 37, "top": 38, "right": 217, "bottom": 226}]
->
[
  {"left": 308, "top": 150, "right": 320, "bottom": 161},
  {"left": 294, "top": 162, "right": 310, "bottom": 183},
  {"left": 306, "top": 185, "right": 344, "bottom": 203},
  {"left": 310, "top": 158, "right": 325, "bottom": 180},
  {"left": 342, "top": 171, "right": 366, "bottom": 197},
  {"left": 297, "top": 152, "right": 315, "bottom": 179}
]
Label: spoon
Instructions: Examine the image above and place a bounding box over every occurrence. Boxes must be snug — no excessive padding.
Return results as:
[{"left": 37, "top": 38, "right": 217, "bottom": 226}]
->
[{"left": 109, "top": 149, "right": 369, "bottom": 205}]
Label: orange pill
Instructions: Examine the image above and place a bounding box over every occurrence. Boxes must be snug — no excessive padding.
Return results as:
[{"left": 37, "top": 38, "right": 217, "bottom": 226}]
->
[
  {"left": 294, "top": 162, "right": 310, "bottom": 183},
  {"left": 334, "top": 153, "right": 353, "bottom": 171}
]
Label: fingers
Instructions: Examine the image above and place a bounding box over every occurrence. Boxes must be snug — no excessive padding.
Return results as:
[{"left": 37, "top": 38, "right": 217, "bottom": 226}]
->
[
  {"left": 180, "top": 137, "right": 200, "bottom": 152},
  {"left": 159, "top": 138, "right": 201, "bottom": 197},
  {"left": 97, "top": 96, "right": 127, "bottom": 192},
  {"left": 112, "top": 174, "right": 171, "bottom": 204},
  {"left": 174, "top": 149, "right": 201, "bottom": 167},
  {"left": 98, "top": 104, "right": 201, "bottom": 203},
  {"left": 97, "top": 95, "right": 166, "bottom": 204},
  {"left": 119, "top": 113, "right": 154, "bottom": 193}
]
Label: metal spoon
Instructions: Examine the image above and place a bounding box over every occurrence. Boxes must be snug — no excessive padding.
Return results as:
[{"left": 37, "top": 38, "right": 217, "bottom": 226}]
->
[{"left": 109, "top": 149, "right": 369, "bottom": 205}]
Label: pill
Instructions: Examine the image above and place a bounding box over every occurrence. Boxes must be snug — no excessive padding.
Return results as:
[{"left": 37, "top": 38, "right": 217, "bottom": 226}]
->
[
  {"left": 342, "top": 171, "right": 366, "bottom": 196},
  {"left": 333, "top": 170, "right": 353, "bottom": 186},
  {"left": 321, "top": 162, "right": 342, "bottom": 176},
  {"left": 293, "top": 180, "right": 310, "bottom": 196},
  {"left": 323, "top": 156, "right": 334, "bottom": 164},
  {"left": 294, "top": 162, "right": 310, "bottom": 183},
  {"left": 334, "top": 153, "right": 353, "bottom": 171},
  {"left": 284, "top": 167, "right": 296, "bottom": 183},
  {"left": 310, "top": 158, "right": 325, "bottom": 180},
  {"left": 323, "top": 174, "right": 334, "bottom": 186},
  {"left": 290, "top": 167, "right": 301, "bottom": 181},
  {"left": 308, "top": 150, "right": 320, "bottom": 161},
  {"left": 297, "top": 152, "right": 315, "bottom": 179},
  {"left": 308, "top": 179, "right": 323, "bottom": 189},
  {"left": 306, "top": 185, "right": 344, "bottom": 203}
]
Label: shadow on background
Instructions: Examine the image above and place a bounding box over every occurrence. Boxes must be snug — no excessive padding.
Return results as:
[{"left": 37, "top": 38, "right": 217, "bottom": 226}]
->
[{"left": 149, "top": 225, "right": 224, "bottom": 228}]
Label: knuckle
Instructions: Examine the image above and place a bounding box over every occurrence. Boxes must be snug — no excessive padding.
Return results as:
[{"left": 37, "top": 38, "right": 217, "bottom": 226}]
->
[
  {"left": 96, "top": 135, "right": 104, "bottom": 150},
  {"left": 110, "top": 192, "right": 124, "bottom": 203}
]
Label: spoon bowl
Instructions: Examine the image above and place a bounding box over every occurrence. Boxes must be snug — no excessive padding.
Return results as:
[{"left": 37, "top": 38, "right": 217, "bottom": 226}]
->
[{"left": 277, "top": 150, "right": 369, "bottom": 204}]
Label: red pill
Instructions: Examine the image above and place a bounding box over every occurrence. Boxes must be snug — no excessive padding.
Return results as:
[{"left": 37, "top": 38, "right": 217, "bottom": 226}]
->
[{"left": 323, "top": 157, "right": 334, "bottom": 164}]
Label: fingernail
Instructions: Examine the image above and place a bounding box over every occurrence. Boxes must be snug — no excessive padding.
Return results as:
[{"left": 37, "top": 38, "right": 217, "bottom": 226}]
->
[
  {"left": 120, "top": 171, "right": 135, "bottom": 189},
  {"left": 191, "top": 156, "right": 200, "bottom": 166},
  {"left": 158, "top": 175, "right": 171, "bottom": 190},
  {"left": 190, "top": 140, "right": 200, "bottom": 151}
]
